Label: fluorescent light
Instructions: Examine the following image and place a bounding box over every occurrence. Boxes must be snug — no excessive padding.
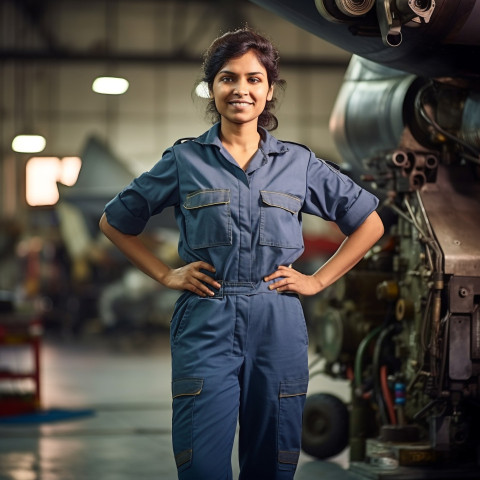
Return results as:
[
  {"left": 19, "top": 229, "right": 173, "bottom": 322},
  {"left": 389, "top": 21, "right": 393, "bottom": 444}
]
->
[
  {"left": 92, "top": 76, "right": 129, "bottom": 95},
  {"left": 195, "top": 81, "right": 210, "bottom": 99},
  {"left": 12, "top": 134, "right": 46, "bottom": 153}
]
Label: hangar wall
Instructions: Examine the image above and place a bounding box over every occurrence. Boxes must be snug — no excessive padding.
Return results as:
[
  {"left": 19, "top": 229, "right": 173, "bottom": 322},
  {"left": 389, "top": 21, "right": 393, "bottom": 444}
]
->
[{"left": 0, "top": 0, "right": 351, "bottom": 220}]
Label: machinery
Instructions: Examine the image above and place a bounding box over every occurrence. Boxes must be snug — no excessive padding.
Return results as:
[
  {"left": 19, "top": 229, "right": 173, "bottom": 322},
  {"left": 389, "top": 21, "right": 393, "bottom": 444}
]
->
[{"left": 251, "top": 1, "right": 480, "bottom": 478}]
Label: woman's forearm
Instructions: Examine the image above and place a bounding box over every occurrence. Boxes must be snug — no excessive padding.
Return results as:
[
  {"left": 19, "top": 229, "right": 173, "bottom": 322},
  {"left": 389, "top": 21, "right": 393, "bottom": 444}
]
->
[
  {"left": 99, "top": 213, "right": 220, "bottom": 296},
  {"left": 99, "top": 213, "right": 171, "bottom": 284},
  {"left": 312, "top": 211, "right": 384, "bottom": 292},
  {"left": 264, "top": 210, "right": 384, "bottom": 296}
]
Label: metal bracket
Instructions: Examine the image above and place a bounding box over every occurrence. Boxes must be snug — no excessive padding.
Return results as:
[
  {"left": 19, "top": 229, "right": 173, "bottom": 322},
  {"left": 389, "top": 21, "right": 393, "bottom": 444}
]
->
[{"left": 376, "top": 0, "right": 436, "bottom": 47}]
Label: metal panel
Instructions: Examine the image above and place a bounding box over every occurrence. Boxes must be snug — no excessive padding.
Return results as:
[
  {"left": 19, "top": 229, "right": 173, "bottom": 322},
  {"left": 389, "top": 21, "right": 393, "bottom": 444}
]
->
[
  {"left": 449, "top": 316, "right": 472, "bottom": 380},
  {"left": 420, "top": 165, "right": 480, "bottom": 276}
]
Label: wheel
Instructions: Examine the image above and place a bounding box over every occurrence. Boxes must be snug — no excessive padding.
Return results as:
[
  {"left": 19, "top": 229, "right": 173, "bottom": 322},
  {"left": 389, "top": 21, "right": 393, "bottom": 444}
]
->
[{"left": 302, "top": 392, "right": 349, "bottom": 459}]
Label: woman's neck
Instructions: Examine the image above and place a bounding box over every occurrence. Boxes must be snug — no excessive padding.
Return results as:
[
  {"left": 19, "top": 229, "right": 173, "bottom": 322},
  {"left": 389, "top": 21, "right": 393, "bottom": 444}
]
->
[
  {"left": 219, "top": 121, "right": 261, "bottom": 170},
  {"left": 220, "top": 121, "right": 260, "bottom": 151}
]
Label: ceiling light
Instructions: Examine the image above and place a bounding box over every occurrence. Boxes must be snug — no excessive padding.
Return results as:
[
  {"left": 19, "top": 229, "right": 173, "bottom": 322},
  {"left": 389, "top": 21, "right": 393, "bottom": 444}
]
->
[
  {"left": 12, "top": 134, "right": 46, "bottom": 153},
  {"left": 92, "top": 76, "right": 129, "bottom": 95}
]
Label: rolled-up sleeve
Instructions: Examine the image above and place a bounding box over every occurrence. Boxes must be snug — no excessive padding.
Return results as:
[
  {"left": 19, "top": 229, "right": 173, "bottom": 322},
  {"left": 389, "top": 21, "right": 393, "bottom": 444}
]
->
[
  {"left": 104, "top": 148, "right": 179, "bottom": 235},
  {"left": 302, "top": 155, "right": 379, "bottom": 236}
]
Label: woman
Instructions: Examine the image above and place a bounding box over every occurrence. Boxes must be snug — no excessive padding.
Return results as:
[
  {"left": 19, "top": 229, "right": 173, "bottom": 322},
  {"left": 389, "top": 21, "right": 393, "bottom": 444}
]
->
[{"left": 99, "top": 28, "right": 384, "bottom": 480}]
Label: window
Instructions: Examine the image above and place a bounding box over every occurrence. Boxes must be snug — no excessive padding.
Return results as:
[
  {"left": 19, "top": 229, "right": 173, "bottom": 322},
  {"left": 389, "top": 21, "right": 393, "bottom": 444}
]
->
[{"left": 26, "top": 156, "right": 82, "bottom": 206}]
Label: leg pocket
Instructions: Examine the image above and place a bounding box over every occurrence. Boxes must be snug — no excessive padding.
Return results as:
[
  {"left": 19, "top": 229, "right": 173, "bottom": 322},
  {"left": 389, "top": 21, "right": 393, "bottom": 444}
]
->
[
  {"left": 170, "top": 294, "right": 196, "bottom": 346},
  {"left": 289, "top": 295, "right": 309, "bottom": 346},
  {"left": 278, "top": 377, "right": 308, "bottom": 472},
  {"left": 172, "top": 377, "right": 204, "bottom": 473}
]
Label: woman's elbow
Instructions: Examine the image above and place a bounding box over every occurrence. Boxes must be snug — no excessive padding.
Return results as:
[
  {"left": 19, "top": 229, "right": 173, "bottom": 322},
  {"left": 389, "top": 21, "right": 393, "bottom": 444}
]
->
[
  {"left": 99, "top": 213, "right": 106, "bottom": 231},
  {"left": 99, "top": 213, "right": 112, "bottom": 237},
  {"left": 370, "top": 210, "right": 385, "bottom": 241}
]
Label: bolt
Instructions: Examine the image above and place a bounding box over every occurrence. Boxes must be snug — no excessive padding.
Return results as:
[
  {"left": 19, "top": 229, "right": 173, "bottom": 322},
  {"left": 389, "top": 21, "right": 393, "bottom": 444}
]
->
[{"left": 459, "top": 287, "right": 468, "bottom": 298}]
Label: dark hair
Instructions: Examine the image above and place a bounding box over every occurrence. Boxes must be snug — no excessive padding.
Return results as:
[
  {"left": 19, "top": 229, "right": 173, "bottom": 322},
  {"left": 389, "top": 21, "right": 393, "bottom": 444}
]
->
[{"left": 201, "top": 27, "right": 285, "bottom": 131}]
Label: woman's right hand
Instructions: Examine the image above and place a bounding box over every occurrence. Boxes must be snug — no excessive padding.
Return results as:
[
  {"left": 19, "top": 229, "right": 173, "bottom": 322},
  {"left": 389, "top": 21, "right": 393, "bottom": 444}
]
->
[
  {"left": 100, "top": 214, "right": 220, "bottom": 297},
  {"left": 161, "top": 261, "right": 221, "bottom": 297}
]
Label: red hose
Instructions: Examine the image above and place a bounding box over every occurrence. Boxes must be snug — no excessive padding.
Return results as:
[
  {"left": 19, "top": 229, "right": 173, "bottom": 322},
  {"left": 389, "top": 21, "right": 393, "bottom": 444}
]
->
[{"left": 380, "top": 365, "right": 396, "bottom": 425}]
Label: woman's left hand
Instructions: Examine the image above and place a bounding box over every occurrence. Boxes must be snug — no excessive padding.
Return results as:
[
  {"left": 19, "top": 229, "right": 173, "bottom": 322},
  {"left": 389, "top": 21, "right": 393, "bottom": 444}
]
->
[
  {"left": 264, "top": 212, "right": 384, "bottom": 297},
  {"left": 264, "top": 265, "right": 321, "bottom": 296}
]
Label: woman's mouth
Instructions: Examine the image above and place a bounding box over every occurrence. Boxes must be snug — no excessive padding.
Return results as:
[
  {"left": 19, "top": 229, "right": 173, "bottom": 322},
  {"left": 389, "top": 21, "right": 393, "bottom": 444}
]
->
[{"left": 229, "top": 101, "right": 253, "bottom": 108}]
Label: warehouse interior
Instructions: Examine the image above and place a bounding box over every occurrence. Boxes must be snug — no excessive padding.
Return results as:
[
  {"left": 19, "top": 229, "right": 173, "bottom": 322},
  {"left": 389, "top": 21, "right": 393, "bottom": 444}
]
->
[{"left": 0, "top": 0, "right": 356, "bottom": 478}]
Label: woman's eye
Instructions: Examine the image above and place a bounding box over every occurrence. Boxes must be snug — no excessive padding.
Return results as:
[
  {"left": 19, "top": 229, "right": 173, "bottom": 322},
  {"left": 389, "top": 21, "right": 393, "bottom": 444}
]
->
[
  {"left": 221, "top": 77, "right": 232, "bottom": 82},
  {"left": 249, "top": 77, "right": 260, "bottom": 83}
]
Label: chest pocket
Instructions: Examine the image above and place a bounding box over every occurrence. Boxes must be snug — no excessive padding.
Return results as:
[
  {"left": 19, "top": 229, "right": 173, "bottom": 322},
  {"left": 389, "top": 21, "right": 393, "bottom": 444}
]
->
[
  {"left": 183, "top": 189, "right": 232, "bottom": 249},
  {"left": 259, "top": 191, "right": 303, "bottom": 249}
]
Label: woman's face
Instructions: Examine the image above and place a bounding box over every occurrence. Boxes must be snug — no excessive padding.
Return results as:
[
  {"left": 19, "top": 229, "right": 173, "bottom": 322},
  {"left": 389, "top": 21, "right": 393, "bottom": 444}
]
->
[{"left": 211, "top": 49, "right": 273, "bottom": 128}]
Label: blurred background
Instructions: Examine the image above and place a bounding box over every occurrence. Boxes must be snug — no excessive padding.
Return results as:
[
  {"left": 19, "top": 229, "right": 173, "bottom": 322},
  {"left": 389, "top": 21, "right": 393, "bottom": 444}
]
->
[
  {"left": 0, "top": 1, "right": 351, "bottom": 478},
  {"left": 0, "top": 0, "right": 349, "bottom": 337}
]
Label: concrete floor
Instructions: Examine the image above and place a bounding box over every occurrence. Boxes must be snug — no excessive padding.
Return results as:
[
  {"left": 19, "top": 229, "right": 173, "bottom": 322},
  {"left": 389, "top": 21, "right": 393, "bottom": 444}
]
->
[{"left": 0, "top": 330, "right": 358, "bottom": 480}]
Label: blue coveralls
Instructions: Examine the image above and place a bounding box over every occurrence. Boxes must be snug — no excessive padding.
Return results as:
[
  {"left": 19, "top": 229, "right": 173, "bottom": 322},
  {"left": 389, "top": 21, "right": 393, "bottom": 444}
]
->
[{"left": 104, "top": 123, "right": 379, "bottom": 479}]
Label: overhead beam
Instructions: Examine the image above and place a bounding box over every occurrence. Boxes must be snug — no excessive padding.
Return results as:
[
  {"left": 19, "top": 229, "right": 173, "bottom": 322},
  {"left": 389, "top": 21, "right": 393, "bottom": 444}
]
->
[{"left": 0, "top": 49, "right": 349, "bottom": 69}]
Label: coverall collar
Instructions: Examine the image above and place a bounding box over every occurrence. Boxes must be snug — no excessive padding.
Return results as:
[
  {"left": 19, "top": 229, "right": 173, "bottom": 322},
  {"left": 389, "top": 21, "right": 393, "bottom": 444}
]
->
[{"left": 193, "top": 123, "right": 289, "bottom": 157}]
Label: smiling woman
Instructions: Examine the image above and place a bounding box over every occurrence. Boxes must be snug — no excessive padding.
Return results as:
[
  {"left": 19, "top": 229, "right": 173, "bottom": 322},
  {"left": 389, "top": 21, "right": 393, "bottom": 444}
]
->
[
  {"left": 211, "top": 50, "right": 273, "bottom": 147},
  {"left": 201, "top": 28, "right": 285, "bottom": 132},
  {"left": 99, "top": 27, "right": 383, "bottom": 480}
]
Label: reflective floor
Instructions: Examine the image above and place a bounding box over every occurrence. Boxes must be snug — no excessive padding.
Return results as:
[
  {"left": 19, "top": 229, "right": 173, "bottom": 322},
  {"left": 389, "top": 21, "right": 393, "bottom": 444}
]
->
[{"left": 0, "top": 331, "right": 356, "bottom": 480}]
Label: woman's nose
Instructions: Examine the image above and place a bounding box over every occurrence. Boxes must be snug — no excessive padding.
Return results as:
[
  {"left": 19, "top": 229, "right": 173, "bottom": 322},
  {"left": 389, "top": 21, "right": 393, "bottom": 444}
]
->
[{"left": 233, "top": 82, "right": 248, "bottom": 95}]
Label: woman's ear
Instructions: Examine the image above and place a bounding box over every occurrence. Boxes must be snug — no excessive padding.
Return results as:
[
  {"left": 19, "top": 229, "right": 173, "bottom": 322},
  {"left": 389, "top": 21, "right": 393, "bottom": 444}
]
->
[{"left": 267, "top": 85, "right": 274, "bottom": 101}]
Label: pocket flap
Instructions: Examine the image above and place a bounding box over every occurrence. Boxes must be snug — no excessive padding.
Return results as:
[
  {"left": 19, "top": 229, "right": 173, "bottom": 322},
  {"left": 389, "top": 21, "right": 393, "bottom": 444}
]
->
[
  {"left": 279, "top": 378, "right": 308, "bottom": 398},
  {"left": 172, "top": 378, "right": 204, "bottom": 398},
  {"left": 260, "top": 191, "right": 301, "bottom": 214},
  {"left": 184, "top": 189, "right": 230, "bottom": 209},
  {"left": 278, "top": 450, "right": 300, "bottom": 465}
]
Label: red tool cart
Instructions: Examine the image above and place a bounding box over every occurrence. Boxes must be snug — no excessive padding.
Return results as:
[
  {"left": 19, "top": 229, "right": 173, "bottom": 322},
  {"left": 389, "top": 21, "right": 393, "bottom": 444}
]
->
[{"left": 0, "top": 313, "right": 43, "bottom": 416}]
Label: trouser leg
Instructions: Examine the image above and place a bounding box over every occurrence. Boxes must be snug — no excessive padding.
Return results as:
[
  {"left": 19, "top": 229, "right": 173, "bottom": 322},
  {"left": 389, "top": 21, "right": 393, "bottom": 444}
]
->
[
  {"left": 172, "top": 372, "right": 240, "bottom": 480},
  {"left": 170, "top": 294, "right": 242, "bottom": 480},
  {"left": 238, "top": 293, "right": 309, "bottom": 480}
]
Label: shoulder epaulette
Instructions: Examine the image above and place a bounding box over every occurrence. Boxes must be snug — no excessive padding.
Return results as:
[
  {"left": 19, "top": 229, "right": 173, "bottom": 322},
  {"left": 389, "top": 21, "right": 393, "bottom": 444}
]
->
[
  {"left": 283, "top": 139, "right": 343, "bottom": 172},
  {"left": 173, "top": 137, "right": 196, "bottom": 146},
  {"left": 323, "top": 159, "right": 341, "bottom": 171},
  {"left": 279, "top": 140, "right": 312, "bottom": 152}
]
